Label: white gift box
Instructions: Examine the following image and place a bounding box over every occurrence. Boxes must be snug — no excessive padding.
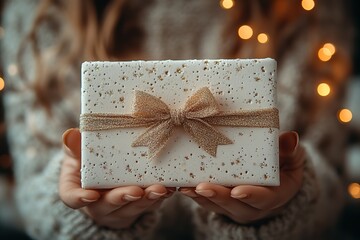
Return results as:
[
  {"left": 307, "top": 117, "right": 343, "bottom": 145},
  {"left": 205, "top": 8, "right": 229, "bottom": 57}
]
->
[{"left": 80, "top": 58, "right": 279, "bottom": 188}]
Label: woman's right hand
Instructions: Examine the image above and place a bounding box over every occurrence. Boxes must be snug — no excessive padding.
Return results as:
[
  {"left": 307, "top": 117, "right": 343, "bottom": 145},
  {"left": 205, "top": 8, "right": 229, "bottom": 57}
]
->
[{"left": 59, "top": 128, "right": 172, "bottom": 229}]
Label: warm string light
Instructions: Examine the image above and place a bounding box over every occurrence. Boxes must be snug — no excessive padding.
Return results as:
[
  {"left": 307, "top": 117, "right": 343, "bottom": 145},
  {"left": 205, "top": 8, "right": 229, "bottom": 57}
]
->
[
  {"left": 220, "top": 0, "right": 235, "bottom": 10},
  {"left": 313, "top": 42, "right": 348, "bottom": 124},
  {"left": 302, "top": 0, "right": 345, "bottom": 126},
  {"left": 348, "top": 183, "right": 360, "bottom": 199},
  {"left": 238, "top": 25, "right": 269, "bottom": 44},
  {"left": 229, "top": 5, "right": 347, "bottom": 126}
]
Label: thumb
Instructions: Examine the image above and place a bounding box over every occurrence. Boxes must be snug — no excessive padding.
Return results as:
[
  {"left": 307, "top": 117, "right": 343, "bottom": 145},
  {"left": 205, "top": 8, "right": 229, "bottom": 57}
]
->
[
  {"left": 59, "top": 155, "right": 101, "bottom": 209},
  {"left": 60, "top": 128, "right": 100, "bottom": 209},
  {"left": 279, "top": 131, "right": 299, "bottom": 166},
  {"left": 62, "top": 128, "right": 81, "bottom": 159}
]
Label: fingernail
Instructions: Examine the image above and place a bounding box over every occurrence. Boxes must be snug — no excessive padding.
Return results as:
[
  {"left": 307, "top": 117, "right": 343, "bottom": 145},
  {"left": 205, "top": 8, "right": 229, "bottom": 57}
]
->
[
  {"left": 180, "top": 189, "right": 198, "bottom": 198},
  {"left": 62, "top": 128, "right": 75, "bottom": 148},
  {"left": 291, "top": 131, "right": 299, "bottom": 148},
  {"left": 195, "top": 189, "right": 215, "bottom": 198},
  {"left": 123, "top": 195, "right": 141, "bottom": 202},
  {"left": 147, "top": 192, "right": 166, "bottom": 200},
  {"left": 81, "top": 198, "right": 98, "bottom": 203},
  {"left": 288, "top": 131, "right": 299, "bottom": 155},
  {"left": 231, "top": 193, "right": 248, "bottom": 199}
]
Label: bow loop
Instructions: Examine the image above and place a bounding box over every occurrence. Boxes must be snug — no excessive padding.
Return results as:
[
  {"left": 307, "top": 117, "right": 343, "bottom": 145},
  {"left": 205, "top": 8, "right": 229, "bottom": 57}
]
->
[
  {"left": 133, "top": 90, "right": 170, "bottom": 119},
  {"left": 184, "top": 87, "right": 220, "bottom": 119}
]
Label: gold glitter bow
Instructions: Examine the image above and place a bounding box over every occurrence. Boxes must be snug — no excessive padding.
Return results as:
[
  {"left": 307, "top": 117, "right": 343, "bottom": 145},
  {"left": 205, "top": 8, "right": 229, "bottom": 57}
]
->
[{"left": 80, "top": 87, "right": 279, "bottom": 159}]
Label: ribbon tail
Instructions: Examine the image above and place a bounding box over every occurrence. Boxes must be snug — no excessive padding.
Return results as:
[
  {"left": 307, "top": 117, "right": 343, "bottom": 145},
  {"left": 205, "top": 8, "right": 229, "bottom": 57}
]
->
[
  {"left": 131, "top": 119, "right": 174, "bottom": 159},
  {"left": 183, "top": 119, "right": 233, "bottom": 157}
]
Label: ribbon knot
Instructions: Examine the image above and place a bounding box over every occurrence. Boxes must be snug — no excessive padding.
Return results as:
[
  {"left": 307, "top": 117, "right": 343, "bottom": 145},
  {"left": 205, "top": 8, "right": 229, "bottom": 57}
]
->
[
  {"left": 171, "top": 109, "right": 185, "bottom": 126},
  {"left": 80, "top": 87, "right": 279, "bottom": 160}
]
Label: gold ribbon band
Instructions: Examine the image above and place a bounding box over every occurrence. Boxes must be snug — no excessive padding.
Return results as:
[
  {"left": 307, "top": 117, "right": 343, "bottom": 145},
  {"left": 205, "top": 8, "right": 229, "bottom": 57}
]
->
[{"left": 80, "top": 87, "right": 279, "bottom": 159}]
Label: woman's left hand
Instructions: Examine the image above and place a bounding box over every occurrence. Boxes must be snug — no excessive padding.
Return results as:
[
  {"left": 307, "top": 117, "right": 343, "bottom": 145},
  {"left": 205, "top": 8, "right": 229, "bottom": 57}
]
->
[{"left": 179, "top": 131, "right": 305, "bottom": 224}]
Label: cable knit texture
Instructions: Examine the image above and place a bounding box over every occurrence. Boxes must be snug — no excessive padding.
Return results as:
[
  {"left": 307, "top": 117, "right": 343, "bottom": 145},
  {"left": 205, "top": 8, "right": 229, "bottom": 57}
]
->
[{"left": 0, "top": 0, "right": 351, "bottom": 239}]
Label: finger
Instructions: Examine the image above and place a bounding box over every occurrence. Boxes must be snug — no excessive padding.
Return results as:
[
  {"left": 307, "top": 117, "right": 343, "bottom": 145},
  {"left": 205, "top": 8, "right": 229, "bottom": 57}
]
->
[
  {"left": 87, "top": 185, "right": 168, "bottom": 229},
  {"left": 62, "top": 128, "right": 81, "bottom": 159},
  {"left": 182, "top": 184, "right": 263, "bottom": 223},
  {"left": 179, "top": 187, "right": 230, "bottom": 216},
  {"left": 99, "top": 186, "right": 168, "bottom": 228},
  {"left": 59, "top": 155, "right": 100, "bottom": 209},
  {"left": 195, "top": 184, "right": 235, "bottom": 216},
  {"left": 97, "top": 198, "right": 166, "bottom": 229},
  {"left": 87, "top": 184, "right": 168, "bottom": 218},
  {"left": 231, "top": 185, "right": 281, "bottom": 210},
  {"left": 144, "top": 184, "right": 168, "bottom": 200},
  {"left": 178, "top": 187, "right": 197, "bottom": 197},
  {"left": 60, "top": 128, "right": 100, "bottom": 208},
  {"left": 195, "top": 183, "right": 231, "bottom": 204},
  {"left": 195, "top": 183, "right": 260, "bottom": 215},
  {"left": 112, "top": 184, "right": 168, "bottom": 217},
  {"left": 83, "top": 186, "right": 144, "bottom": 218}
]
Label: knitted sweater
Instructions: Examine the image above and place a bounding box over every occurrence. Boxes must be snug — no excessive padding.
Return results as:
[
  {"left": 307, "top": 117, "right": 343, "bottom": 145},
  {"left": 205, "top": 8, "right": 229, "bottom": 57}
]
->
[{"left": 1, "top": 0, "right": 352, "bottom": 239}]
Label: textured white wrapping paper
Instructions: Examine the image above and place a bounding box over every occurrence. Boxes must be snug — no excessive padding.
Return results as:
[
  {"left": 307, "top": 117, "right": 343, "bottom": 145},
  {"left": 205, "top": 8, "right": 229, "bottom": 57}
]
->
[{"left": 81, "top": 58, "right": 279, "bottom": 188}]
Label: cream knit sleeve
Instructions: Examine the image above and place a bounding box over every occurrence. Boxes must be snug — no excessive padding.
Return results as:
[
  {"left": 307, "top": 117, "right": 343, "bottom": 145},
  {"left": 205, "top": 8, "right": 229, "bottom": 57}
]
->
[{"left": 1, "top": 0, "right": 160, "bottom": 239}]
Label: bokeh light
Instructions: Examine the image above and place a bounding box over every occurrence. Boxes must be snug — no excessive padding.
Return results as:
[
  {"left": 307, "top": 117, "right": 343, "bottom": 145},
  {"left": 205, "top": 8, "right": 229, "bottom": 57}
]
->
[
  {"left": 257, "top": 33, "right": 269, "bottom": 43},
  {"left": 318, "top": 47, "right": 332, "bottom": 62},
  {"left": 238, "top": 25, "right": 253, "bottom": 40},
  {"left": 301, "top": 0, "right": 315, "bottom": 11},
  {"left": 317, "top": 83, "right": 331, "bottom": 96},
  {"left": 0, "top": 77, "right": 4, "bottom": 91},
  {"left": 338, "top": 108, "right": 353, "bottom": 123},
  {"left": 348, "top": 183, "right": 360, "bottom": 199},
  {"left": 220, "top": 0, "right": 235, "bottom": 9},
  {"left": 323, "top": 43, "right": 336, "bottom": 55}
]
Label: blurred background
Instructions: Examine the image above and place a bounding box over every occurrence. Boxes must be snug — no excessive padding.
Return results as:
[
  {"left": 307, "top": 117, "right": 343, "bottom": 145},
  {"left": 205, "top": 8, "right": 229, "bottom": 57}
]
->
[{"left": 0, "top": 0, "right": 359, "bottom": 239}]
